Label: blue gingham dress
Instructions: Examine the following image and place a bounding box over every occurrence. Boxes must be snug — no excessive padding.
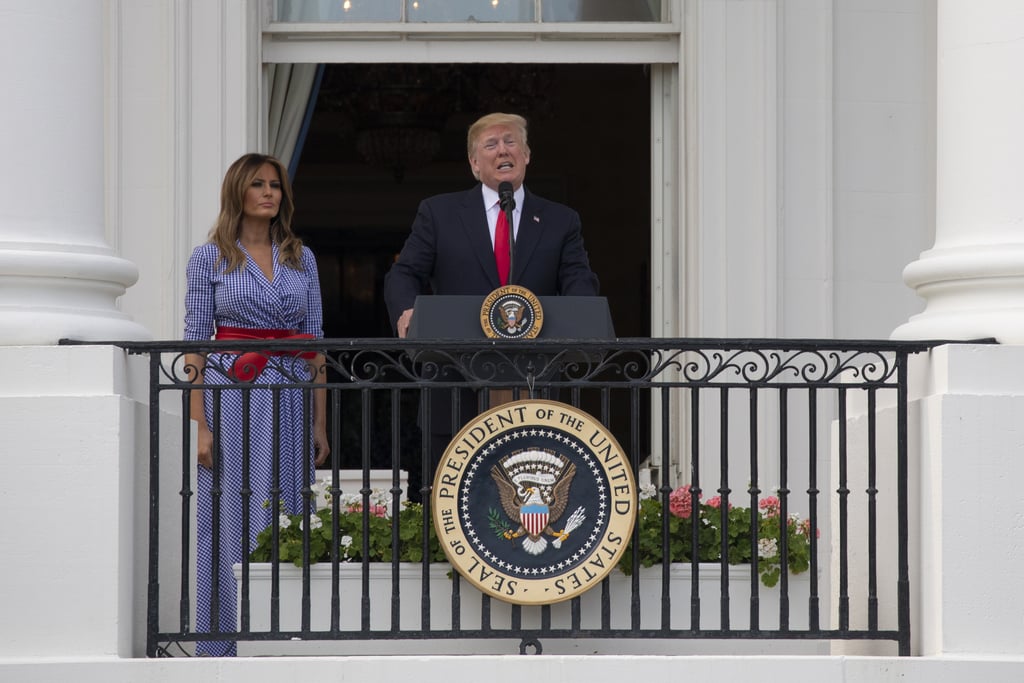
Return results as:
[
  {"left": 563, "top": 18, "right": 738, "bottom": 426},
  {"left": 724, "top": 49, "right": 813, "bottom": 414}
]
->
[{"left": 184, "top": 241, "right": 323, "bottom": 657}]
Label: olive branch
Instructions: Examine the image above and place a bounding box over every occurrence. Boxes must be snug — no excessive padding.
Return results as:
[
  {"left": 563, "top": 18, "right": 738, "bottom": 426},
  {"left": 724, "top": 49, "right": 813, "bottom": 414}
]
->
[{"left": 488, "top": 508, "right": 512, "bottom": 538}]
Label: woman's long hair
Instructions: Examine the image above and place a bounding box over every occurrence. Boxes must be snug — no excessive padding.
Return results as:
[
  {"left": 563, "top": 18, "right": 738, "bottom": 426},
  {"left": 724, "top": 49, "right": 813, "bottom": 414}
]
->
[{"left": 209, "top": 153, "right": 304, "bottom": 273}]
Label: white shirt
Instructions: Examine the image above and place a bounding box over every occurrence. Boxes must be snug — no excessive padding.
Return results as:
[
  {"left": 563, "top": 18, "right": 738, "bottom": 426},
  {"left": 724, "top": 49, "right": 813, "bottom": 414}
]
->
[{"left": 481, "top": 184, "right": 524, "bottom": 249}]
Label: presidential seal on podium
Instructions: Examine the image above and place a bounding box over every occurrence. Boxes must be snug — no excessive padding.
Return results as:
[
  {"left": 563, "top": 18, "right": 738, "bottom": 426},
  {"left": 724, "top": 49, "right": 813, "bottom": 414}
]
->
[
  {"left": 480, "top": 284, "right": 544, "bottom": 339},
  {"left": 432, "top": 399, "right": 636, "bottom": 606}
]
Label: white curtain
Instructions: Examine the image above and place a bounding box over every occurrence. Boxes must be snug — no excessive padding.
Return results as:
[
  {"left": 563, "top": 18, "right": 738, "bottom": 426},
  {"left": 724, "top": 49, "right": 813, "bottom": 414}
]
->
[{"left": 267, "top": 63, "right": 320, "bottom": 173}]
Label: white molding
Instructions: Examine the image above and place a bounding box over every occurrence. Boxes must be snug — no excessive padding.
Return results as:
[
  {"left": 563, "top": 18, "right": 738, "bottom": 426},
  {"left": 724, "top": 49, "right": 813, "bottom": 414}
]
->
[
  {"left": 765, "top": 0, "right": 780, "bottom": 339},
  {"left": 173, "top": 0, "right": 192, "bottom": 341},
  {"left": 264, "top": 20, "right": 684, "bottom": 38},
  {"left": 648, "top": 63, "right": 682, "bottom": 483},
  {"left": 265, "top": 20, "right": 682, "bottom": 36},
  {"left": 263, "top": 37, "right": 680, "bottom": 64},
  {"left": 104, "top": 0, "right": 122, "bottom": 257},
  {"left": 650, "top": 65, "right": 682, "bottom": 340},
  {"left": 825, "top": 0, "right": 836, "bottom": 339},
  {"left": 262, "top": 9, "right": 682, "bottom": 63},
  {"left": 696, "top": 0, "right": 779, "bottom": 337}
]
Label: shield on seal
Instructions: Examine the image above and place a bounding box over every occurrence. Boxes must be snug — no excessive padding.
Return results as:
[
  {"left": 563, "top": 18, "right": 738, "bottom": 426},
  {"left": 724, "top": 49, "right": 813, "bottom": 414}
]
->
[{"left": 520, "top": 502, "right": 549, "bottom": 537}]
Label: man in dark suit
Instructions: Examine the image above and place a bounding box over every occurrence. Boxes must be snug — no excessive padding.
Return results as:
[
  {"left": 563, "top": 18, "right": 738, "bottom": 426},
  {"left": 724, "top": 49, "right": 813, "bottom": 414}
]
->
[{"left": 383, "top": 112, "right": 600, "bottom": 499}]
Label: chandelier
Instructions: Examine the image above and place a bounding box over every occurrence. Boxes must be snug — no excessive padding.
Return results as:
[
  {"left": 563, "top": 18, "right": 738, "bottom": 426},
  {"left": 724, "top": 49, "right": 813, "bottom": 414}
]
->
[
  {"left": 318, "top": 64, "right": 554, "bottom": 181},
  {"left": 351, "top": 91, "right": 445, "bottom": 182}
]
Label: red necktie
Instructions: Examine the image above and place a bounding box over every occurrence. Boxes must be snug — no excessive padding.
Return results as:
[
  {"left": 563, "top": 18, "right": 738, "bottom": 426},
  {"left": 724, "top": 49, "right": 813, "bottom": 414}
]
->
[{"left": 494, "top": 208, "right": 510, "bottom": 286}]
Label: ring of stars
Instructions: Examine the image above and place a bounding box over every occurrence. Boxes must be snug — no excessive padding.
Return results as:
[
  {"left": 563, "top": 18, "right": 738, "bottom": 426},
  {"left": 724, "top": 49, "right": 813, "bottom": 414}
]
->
[{"left": 458, "top": 428, "right": 609, "bottom": 578}]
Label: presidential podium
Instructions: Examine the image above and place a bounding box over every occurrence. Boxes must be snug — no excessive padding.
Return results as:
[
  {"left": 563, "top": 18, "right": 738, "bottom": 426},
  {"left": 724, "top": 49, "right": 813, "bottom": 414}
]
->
[
  {"left": 406, "top": 295, "right": 615, "bottom": 341},
  {"left": 406, "top": 295, "right": 615, "bottom": 400}
]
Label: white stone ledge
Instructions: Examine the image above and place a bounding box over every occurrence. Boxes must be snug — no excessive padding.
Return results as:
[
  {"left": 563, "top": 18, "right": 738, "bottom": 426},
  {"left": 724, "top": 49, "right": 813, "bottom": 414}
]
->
[{"left": 1, "top": 655, "right": 1023, "bottom": 683}]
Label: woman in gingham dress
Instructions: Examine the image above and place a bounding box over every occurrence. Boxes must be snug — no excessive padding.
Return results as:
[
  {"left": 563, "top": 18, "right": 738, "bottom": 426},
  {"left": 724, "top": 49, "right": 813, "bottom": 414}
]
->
[{"left": 184, "top": 153, "right": 329, "bottom": 657}]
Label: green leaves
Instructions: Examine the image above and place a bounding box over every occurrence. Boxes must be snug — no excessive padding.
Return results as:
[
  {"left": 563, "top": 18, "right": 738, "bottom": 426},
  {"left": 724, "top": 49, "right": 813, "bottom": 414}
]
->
[
  {"left": 250, "top": 489, "right": 815, "bottom": 591},
  {"left": 618, "top": 494, "right": 815, "bottom": 588},
  {"left": 250, "top": 502, "right": 446, "bottom": 567}
]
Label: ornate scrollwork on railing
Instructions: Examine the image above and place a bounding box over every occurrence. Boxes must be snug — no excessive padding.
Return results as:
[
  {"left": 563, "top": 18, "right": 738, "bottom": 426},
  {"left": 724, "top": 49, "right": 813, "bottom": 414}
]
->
[
  {"left": 659, "top": 347, "right": 899, "bottom": 387},
  {"left": 163, "top": 350, "right": 328, "bottom": 386},
  {"left": 330, "top": 348, "right": 416, "bottom": 383},
  {"left": 147, "top": 340, "right": 904, "bottom": 391}
]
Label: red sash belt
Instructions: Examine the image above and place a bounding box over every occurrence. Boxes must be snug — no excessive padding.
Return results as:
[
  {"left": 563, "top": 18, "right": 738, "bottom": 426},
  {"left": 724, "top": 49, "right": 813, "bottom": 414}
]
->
[{"left": 215, "top": 326, "right": 316, "bottom": 381}]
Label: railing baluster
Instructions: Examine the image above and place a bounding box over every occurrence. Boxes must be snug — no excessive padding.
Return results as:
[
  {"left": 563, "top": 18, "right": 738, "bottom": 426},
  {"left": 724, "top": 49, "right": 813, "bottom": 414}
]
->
[
  {"left": 867, "top": 387, "right": 879, "bottom": 631},
  {"left": 748, "top": 387, "right": 760, "bottom": 632},
  {"left": 689, "top": 385, "right": 700, "bottom": 632},
  {"left": 718, "top": 386, "right": 730, "bottom": 631},
  {"left": 239, "top": 388, "right": 252, "bottom": 635},
  {"left": 897, "top": 351, "right": 912, "bottom": 657},
  {"left": 807, "top": 387, "right": 820, "bottom": 632},
  {"left": 269, "top": 388, "right": 280, "bottom": 636},
  {"left": 778, "top": 387, "right": 790, "bottom": 632},
  {"left": 660, "top": 385, "right": 672, "bottom": 631},
  {"left": 837, "top": 387, "right": 850, "bottom": 631},
  {"left": 331, "top": 386, "right": 342, "bottom": 633}
]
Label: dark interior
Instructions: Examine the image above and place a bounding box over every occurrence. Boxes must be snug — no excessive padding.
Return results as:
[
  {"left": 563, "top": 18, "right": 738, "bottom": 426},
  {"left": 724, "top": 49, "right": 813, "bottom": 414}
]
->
[{"left": 290, "top": 63, "right": 652, "bottom": 470}]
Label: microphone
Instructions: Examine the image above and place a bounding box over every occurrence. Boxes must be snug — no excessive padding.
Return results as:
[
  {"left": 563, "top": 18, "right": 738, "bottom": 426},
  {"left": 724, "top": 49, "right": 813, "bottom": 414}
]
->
[{"left": 498, "top": 181, "right": 515, "bottom": 211}]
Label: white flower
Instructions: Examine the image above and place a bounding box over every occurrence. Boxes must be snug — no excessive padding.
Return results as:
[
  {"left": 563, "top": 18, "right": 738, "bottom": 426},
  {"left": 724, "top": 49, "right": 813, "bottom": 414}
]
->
[
  {"left": 339, "top": 492, "right": 361, "bottom": 508},
  {"left": 300, "top": 515, "right": 323, "bottom": 531},
  {"left": 368, "top": 488, "right": 394, "bottom": 510},
  {"left": 278, "top": 514, "right": 292, "bottom": 529},
  {"left": 758, "top": 537, "right": 778, "bottom": 559},
  {"left": 311, "top": 477, "right": 333, "bottom": 507},
  {"left": 638, "top": 483, "right": 658, "bottom": 501},
  {"left": 339, "top": 534, "right": 354, "bottom": 559}
]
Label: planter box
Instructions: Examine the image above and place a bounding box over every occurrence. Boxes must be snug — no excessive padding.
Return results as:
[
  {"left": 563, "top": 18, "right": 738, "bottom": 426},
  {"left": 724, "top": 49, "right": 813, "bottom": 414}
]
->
[
  {"left": 234, "top": 562, "right": 824, "bottom": 655},
  {"left": 313, "top": 470, "right": 408, "bottom": 507}
]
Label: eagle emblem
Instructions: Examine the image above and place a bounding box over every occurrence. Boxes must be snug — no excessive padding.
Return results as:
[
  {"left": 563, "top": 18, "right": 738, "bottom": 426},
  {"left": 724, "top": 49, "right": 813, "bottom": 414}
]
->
[
  {"left": 490, "top": 449, "right": 586, "bottom": 556},
  {"left": 500, "top": 300, "right": 526, "bottom": 334}
]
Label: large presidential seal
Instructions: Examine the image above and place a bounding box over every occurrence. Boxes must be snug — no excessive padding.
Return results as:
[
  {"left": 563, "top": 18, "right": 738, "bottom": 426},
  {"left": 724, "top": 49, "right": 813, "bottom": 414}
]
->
[
  {"left": 480, "top": 285, "right": 543, "bottom": 339},
  {"left": 432, "top": 399, "right": 636, "bottom": 606}
]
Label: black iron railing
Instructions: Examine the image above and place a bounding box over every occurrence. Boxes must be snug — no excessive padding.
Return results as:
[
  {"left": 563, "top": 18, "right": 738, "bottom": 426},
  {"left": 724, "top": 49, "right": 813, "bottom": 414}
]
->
[{"left": 105, "top": 337, "right": 940, "bottom": 657}]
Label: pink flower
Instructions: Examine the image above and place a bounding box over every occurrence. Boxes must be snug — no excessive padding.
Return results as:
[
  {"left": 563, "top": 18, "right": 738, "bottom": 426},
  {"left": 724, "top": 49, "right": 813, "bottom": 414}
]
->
[
  {"left": 759, "top": 496, "right": 781, "bottom": 517},
  {"left": 705, "top": 495, "right": 733, "bottom": 510},
  {"left": 346, "top": 503, "right": 389, "bottom": 518},
  {"left": 668, "top": 486, "right": 700, "bottom": 519}
]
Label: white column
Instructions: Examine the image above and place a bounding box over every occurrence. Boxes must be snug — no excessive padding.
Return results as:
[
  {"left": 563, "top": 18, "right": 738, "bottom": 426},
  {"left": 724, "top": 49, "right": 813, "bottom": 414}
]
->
[
  {"left": 893, "top": 1, "right": 1024, "bottom": 342},
  {"left": 0, "top": 0, "right": 149, "bottom": 344}
]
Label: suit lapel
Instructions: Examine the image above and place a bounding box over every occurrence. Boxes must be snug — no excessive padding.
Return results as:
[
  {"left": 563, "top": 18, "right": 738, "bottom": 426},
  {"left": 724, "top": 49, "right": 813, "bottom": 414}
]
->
[
  {"left": 510, "top": 190, "right": 542, "bottom": 284},
  {"left": 457, "top": 185, "right": 501, "bottom": 289}
]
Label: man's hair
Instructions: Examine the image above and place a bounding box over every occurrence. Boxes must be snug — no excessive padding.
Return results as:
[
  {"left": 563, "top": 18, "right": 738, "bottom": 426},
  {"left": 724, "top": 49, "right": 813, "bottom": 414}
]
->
[{"left": 466, "top": 112, "right": 530, "bottom": 158}]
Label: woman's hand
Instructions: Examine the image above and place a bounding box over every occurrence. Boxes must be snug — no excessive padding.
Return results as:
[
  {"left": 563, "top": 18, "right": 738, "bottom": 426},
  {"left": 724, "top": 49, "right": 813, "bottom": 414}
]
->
[
  {"left": 196, "top": 426, "right": 214, "bottom": 469},
  {"left": 309, "top": 352, "right": 330, "bottom": 466},
  {"left": 185, "top": 352, "right": 214, "bottom": 469},
  {"left": 313, "top": 424, "right": 330, "bottom": 466}
]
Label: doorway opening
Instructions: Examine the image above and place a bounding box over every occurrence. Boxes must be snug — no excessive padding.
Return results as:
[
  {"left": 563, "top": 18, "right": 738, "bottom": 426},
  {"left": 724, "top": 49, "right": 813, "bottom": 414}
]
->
[
  {"left": 292, "top": 63, "right": 651, "bottom": 338},
  {"left": 290, "top": 63, "right": 652, "bottom": 470}
]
